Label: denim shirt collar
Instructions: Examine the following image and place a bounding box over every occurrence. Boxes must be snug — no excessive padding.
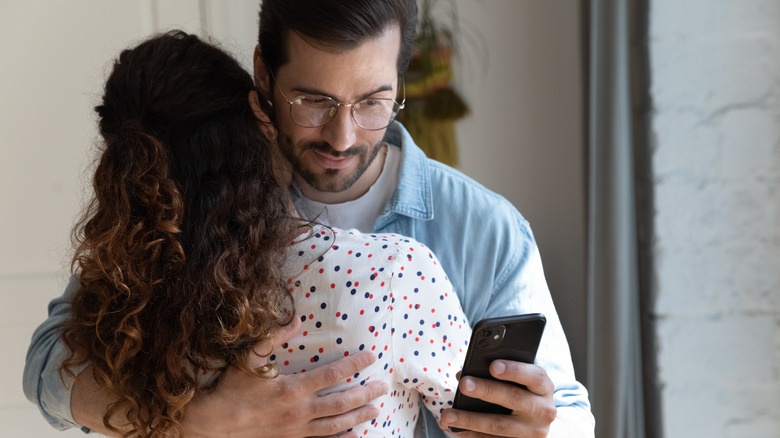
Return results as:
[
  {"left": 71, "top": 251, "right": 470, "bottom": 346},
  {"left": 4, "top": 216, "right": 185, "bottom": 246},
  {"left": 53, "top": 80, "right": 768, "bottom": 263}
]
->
[{"left": 377, "top": 122, "right": 434, "bottom": 227}]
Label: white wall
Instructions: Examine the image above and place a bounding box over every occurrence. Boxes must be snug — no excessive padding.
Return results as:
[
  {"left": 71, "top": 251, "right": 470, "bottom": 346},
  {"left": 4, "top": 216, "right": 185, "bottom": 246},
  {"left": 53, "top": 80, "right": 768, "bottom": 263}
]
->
[
  {"left": 649, "top": 1, "right": 780, "bottom": 436},
  {"left": 0, "top": 0, "right": 587, "bottom": 435}
]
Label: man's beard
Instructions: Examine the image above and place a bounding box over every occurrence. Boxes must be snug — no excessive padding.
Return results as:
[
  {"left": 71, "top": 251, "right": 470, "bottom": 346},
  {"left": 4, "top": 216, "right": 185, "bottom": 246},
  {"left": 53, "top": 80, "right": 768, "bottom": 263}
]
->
[{"left": 277, "top": 133, "right": 384, "bottom": 193}]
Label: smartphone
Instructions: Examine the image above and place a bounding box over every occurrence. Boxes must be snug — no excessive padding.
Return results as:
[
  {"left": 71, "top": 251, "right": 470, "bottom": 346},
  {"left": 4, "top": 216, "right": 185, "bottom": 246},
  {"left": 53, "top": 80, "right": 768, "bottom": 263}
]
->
[{"left": 450, "top": 313, "right": 546, "bottom": 431}]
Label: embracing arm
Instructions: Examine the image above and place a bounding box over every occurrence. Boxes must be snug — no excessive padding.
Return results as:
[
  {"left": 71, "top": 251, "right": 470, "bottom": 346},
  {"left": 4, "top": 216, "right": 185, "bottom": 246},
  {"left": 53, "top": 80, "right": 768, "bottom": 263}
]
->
[
  {"left": 23, "top": 277, "right": 388, "bottom": 437},
  {"left": 179, "top": 350, "right": 388, "bottom": 438},
  {"left": 23, "top": 277, "right": 85, "bottom": 431}
]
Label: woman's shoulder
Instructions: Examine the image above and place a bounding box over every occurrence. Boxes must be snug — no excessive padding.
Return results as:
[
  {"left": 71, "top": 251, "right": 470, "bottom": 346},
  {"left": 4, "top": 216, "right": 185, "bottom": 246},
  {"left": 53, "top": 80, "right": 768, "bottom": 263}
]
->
[
  {"left": 331, "top": 227, "right": 430, "bottom": 251},
  {"left": 284, "top": 225, "right": 440, "bottom": 276}
]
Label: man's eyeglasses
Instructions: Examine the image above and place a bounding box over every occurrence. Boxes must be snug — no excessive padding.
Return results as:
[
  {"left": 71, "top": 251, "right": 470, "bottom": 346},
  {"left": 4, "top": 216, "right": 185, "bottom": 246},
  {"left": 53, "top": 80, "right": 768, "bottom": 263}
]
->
[{"left": 269, "top": 71, "right": 405, "bottom": 131}]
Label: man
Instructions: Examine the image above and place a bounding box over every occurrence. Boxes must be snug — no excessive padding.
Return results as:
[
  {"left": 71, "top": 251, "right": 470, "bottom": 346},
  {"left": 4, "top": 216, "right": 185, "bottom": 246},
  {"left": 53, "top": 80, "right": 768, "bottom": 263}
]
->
[{"left": 24, "top": 1, "right": 593, "bottom": 436}]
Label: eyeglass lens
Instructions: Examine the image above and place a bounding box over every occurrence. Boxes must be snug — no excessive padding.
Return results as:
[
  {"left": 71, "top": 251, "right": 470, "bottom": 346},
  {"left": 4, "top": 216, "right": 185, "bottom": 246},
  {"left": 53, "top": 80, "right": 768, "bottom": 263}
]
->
[{"left": 290, "top": 96, "right": 400, "bottom": 130}]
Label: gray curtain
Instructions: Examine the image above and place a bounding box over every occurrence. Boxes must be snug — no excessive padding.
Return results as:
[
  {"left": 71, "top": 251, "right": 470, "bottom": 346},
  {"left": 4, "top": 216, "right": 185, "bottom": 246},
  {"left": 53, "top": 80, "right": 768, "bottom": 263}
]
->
[{"left": 586, "top": 0, "right": 656, "bottom": 437}]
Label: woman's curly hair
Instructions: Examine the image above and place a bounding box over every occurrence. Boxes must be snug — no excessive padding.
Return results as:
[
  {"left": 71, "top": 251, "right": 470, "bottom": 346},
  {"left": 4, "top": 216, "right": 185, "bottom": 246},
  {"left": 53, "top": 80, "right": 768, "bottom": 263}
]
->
[{"left": 60, "top": 31, "right": 297, "bottom": 437}]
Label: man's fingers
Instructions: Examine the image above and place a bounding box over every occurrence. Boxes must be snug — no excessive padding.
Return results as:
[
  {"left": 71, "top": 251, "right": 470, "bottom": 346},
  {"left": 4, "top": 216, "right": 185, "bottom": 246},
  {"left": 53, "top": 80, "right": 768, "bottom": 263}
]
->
[
  {"left": 310, "top": 380, "right": 388, "bottom": 418},
  {"left": 489, "top": 361, "right": 554, "bottom": 397},
  {"left": 456, "top": 375, "right": 555, "bottom": 425},
  {"left": 303, "top": 380, "right": 387, "bottom": 437},
  {"left": 440, "top": 408, "right": 516, "bottom": 437},
  {"left": 308, "top": 403, "right": 382, "bottom": 437},
  {"left": 298, "top": 351, "right": 378, "bottom": 392}
]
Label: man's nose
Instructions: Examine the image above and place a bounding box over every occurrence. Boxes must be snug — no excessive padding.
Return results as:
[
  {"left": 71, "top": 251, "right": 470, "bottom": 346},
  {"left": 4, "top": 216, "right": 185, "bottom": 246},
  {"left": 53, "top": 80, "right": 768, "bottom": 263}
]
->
[{"left": 320, "top": 105, "right": 358, "bottom": 152}]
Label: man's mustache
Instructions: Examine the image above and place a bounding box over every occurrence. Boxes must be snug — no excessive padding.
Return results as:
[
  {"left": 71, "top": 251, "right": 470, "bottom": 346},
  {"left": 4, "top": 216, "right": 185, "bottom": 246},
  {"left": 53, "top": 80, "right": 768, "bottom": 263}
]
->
[{"left": 305, "top": 142, "right": 366, "bottom": 158}]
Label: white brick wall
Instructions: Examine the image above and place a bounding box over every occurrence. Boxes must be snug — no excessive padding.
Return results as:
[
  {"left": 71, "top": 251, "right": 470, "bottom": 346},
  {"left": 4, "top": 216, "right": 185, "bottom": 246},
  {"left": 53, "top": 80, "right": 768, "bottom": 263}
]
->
[{"left": 649, "top": 1, "right": 780, "bottom": 437}]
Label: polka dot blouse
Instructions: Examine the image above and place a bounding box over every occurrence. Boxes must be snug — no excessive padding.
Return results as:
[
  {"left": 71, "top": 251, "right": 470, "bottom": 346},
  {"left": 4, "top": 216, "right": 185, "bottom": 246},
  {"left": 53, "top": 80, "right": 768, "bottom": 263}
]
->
[{"left": 272, "top": 225, "right": 472, "bottom": 437}]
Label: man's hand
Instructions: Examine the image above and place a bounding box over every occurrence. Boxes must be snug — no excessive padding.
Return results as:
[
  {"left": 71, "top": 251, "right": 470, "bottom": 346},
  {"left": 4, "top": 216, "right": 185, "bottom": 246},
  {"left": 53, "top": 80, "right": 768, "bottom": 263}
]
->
[
  {"left": 183, "top": 350, "right": 387, "bottom": 438},
  {"left": 73, "top": 318, "right": 388, "bottom": 438},
  {"left": 182, "top": 316, "right": 387, "bottom": 438},
  {"left": 438, "top": 360, "right": 557, "bottom": 438}
]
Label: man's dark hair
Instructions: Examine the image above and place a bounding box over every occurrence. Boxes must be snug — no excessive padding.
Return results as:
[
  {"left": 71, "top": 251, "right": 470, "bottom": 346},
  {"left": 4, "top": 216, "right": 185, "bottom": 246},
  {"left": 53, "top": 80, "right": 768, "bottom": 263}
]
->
[{"left": 258, "top": 0, "right": 418, "bottom": 76}]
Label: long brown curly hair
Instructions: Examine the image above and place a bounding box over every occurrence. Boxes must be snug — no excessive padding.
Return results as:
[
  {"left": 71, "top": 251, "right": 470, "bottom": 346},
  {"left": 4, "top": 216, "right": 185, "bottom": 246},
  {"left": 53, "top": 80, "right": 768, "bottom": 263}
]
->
[{"left": 60, "top": 31, "right": 297, "bottom": 437}]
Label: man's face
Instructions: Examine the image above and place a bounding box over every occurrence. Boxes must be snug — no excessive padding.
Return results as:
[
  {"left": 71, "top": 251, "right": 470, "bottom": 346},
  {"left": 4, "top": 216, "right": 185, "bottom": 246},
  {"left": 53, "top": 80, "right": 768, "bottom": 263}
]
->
[{"left": 269, "top": 27, "right": 401, "bottom": 199}]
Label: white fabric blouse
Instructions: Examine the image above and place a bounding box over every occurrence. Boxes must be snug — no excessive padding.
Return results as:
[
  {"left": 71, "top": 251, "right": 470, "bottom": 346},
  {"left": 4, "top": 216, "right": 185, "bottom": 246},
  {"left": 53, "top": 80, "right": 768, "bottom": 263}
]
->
[{"left": 273, "top": 225, "right": 471, "bottom": 437}]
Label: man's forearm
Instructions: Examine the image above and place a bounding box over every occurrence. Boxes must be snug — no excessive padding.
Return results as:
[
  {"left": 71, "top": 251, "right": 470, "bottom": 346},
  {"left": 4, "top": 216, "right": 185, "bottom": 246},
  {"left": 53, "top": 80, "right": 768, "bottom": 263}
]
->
[{"left": 23, "top": 277, "right": 86, "bottom": 430}]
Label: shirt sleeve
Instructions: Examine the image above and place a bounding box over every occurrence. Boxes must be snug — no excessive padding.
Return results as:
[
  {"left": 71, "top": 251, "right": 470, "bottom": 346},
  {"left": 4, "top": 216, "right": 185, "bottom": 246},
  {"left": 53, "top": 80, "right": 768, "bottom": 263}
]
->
[
  {"left": 23, "top": 276, "right": 88, "bottom": 432},
  {"left": 483, "top": 217, "right": 595, "bottom": 432},
  {"left": 389, "top": 240, "right": 471, "bottom": 421}
]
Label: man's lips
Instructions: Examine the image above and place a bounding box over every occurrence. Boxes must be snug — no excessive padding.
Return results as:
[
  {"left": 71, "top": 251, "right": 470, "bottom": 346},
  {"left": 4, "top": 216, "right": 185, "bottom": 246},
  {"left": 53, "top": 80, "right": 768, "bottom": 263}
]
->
[{"left": 311, "top": 150, "right": 356, "bottom": 169}]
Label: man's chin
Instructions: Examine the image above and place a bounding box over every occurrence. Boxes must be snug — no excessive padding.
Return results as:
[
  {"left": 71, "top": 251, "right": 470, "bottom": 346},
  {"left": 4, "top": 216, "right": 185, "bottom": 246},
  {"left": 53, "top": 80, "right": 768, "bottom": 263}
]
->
[{"left": 299, "top": 170, "right": 357, "bottom": 194}]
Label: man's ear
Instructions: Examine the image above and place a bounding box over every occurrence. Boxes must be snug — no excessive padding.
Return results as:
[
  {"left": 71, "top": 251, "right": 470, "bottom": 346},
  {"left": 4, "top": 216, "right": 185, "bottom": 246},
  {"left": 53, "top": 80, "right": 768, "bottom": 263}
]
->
[
  {"left": 249, "top": 90, "right": 278, "bottom": 143},
  {"left": 253, "top": 44, "right": 272, "bottom": 100}
]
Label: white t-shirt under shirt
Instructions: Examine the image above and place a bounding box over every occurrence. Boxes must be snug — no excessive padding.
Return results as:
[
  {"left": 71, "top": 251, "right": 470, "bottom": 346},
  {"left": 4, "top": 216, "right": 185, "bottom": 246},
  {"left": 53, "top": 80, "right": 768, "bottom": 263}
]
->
[
  {"left": 273, "top": 225, "right": 470, "bottom": 437},
  {"left": 294, "top": 143, "right": 402, "bottom": 233}
]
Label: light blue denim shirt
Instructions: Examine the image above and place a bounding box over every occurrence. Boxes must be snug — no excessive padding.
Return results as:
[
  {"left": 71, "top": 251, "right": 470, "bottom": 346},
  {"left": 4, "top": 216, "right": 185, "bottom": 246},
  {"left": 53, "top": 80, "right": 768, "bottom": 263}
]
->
[
  {"left": 23, "top": 276, "right": 86, "bottom": 431},
  {"left": 374, "top": 123, "right": 593, "bottom": 436},
  {"left": 22, "top": 122, "right": 593, "bottom": 434}
]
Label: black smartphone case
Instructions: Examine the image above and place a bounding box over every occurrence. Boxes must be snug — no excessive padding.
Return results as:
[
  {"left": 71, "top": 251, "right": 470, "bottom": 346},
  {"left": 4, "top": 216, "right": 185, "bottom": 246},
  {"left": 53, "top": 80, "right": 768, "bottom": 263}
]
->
[{"left": 451, "top": 313, "right": 547, "bottom": 417}]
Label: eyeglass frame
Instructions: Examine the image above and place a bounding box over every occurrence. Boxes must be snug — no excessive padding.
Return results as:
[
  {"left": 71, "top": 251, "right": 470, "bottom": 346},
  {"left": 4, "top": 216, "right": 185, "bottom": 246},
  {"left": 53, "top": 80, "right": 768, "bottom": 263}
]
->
[{"left": 268, "top": 69, "right": 405, "bottom": 131}]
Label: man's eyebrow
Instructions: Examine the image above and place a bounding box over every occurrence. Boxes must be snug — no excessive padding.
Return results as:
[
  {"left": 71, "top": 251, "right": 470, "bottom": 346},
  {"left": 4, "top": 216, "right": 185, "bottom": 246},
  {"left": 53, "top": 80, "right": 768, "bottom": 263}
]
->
[{"left": 291, "top": 83, "right": 394, "bottom": 101}]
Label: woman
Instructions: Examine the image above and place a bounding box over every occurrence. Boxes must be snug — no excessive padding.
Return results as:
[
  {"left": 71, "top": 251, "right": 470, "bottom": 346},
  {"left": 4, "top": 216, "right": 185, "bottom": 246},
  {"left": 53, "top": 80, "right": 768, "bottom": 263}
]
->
[{"left": 61, "top": 31, "right": 470, "bottom": 437}]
